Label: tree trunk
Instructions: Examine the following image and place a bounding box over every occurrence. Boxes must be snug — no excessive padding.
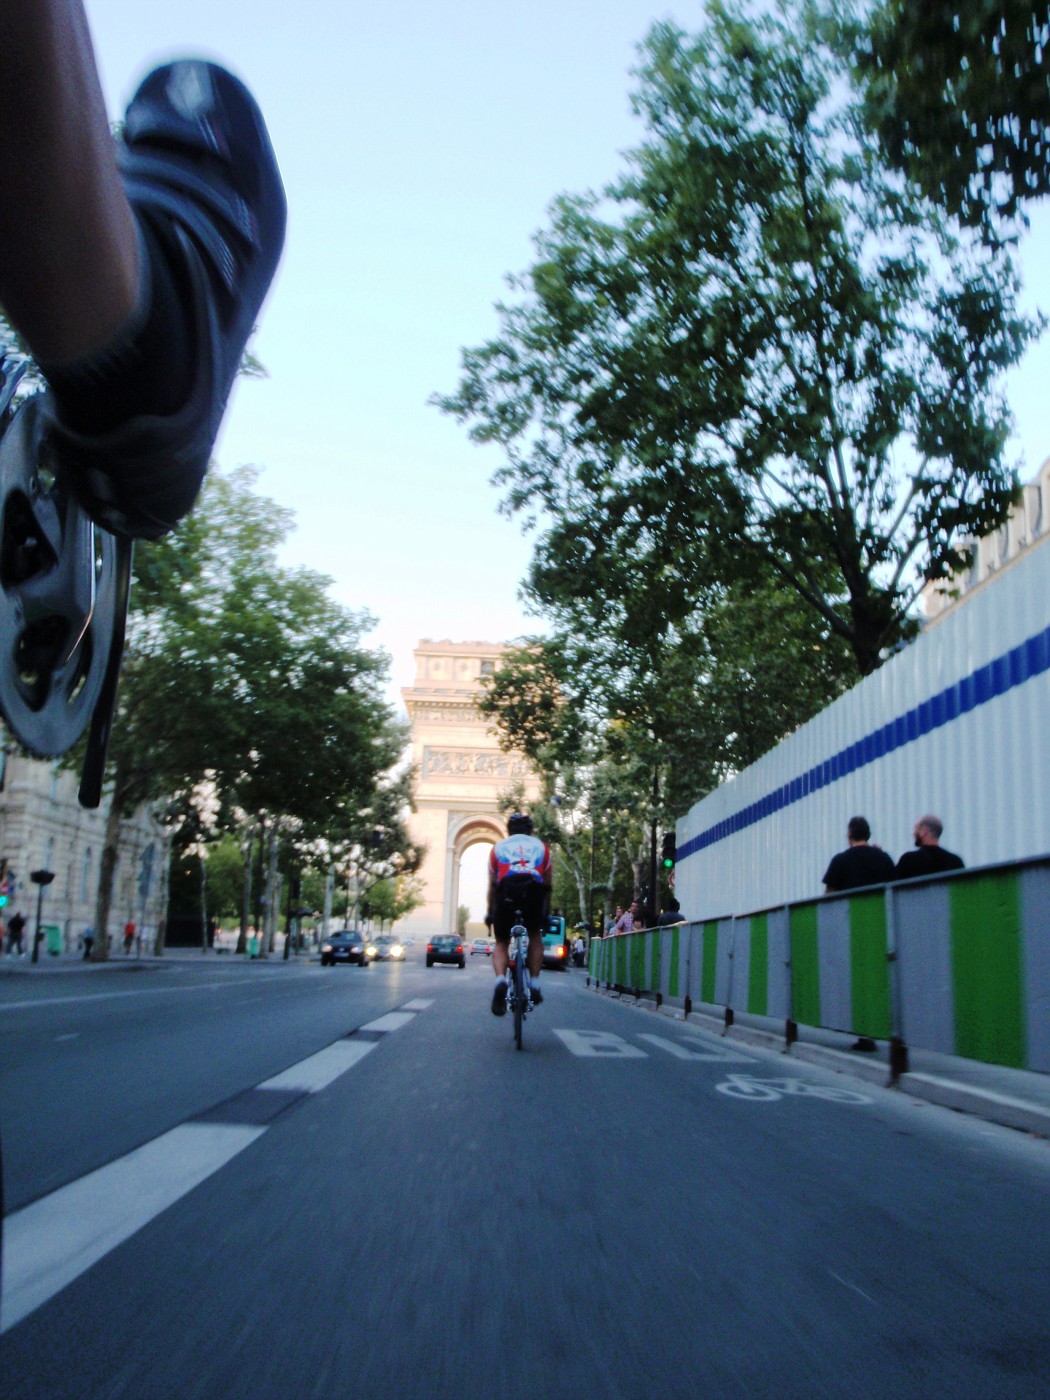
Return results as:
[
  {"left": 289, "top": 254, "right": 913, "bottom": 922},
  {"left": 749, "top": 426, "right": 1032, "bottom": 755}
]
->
[
  {"left": 263, "top": 826, "right": 279, "bottom": 954},
  {"left": 91, "top": 765, "right": 131, "bottom": 961},
  {"left": 237, "top": 833, "right": 252, "bottom": 955},
  {"left": 603, "top": 841, "right": 620, "bottom": 926},
  {"left": 199, "top": 852, "right": 208, "bottom": 952},
  {"left": 154, "top": 867, "right": 169, "bottom": 956},
  {"left": 322, "top": 865, "right": 334, "bottom": 941}
]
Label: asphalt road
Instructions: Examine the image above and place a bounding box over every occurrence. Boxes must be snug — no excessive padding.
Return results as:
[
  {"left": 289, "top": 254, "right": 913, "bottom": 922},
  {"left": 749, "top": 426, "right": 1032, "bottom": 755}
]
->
[{"left": 2, "top": 955, "right": 1049, "bottom": 1398}]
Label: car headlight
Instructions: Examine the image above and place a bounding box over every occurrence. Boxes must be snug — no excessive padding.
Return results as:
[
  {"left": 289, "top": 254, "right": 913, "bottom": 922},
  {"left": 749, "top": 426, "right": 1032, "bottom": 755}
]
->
[
  {"left": 390, "top": 944, "right": 403, "bottom": 958},
  {"left": 322, "top": 943, "right": 333, "bottom": 954},
  {"left": 366, "top": 945, "right": 377, "bottom": 957}
]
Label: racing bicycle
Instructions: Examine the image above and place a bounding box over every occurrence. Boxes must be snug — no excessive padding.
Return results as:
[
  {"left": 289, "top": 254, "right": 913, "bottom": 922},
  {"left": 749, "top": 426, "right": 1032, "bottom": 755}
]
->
[
  {"left": 0, "top": 353, "right": 132, "bottom": 807},
  {"left": 507, "top": 909, "right": 531, "bottom": 1051}
]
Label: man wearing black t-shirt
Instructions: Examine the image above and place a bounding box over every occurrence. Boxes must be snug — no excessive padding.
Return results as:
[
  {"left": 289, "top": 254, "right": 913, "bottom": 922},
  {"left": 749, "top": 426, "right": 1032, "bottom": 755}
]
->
[
  {"left": 894, "top": 814, "right": 965, "bottom": 881},
  {"left": 823, "top": 816, "right": 895, "bottom": 893}
]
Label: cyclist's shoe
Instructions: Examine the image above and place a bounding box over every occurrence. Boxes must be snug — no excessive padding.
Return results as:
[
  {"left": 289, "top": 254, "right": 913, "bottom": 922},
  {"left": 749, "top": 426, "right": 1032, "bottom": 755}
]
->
[
  {"left": 491, "top": 980, "right": 508, "bottom": 1017},
  {"left": 48, "top": 60, "right": 286, "bottom": 540},
  {"left": 528, "top": 984, "right": 543, "bottom": 1007}
]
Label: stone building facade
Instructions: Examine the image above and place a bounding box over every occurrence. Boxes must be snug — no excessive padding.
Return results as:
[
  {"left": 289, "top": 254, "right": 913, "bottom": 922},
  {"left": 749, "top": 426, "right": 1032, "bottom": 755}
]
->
[
  {"left": 0, "top": 751, "right": 169, "bottom": 955},
  {"left": 923, "top": 457, "right": 1050, "bottom": 619}
]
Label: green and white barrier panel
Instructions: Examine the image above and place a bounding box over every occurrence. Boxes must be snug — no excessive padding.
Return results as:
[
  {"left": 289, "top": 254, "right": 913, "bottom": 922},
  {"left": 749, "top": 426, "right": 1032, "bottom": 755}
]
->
[{"left": 587, "top": 855, "right": 1050, "bottom": 1074}]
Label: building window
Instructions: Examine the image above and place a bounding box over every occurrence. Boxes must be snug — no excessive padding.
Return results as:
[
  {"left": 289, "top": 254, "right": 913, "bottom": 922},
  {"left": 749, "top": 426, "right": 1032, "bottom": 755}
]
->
[{"left": 480, "top": 661, "right": 495, "bottom": 676}]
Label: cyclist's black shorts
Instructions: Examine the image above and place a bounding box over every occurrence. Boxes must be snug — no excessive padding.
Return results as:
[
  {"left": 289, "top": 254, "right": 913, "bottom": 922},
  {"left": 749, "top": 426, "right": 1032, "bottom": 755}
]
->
[{"left": 491, "top": 874, "right": 546, "bottom": 942}]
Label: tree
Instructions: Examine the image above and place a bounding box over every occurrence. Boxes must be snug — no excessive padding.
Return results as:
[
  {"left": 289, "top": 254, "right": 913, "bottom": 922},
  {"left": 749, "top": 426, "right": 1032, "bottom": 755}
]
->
[
  {"left": 856, "top": 1, "right": 1050, "bottom": 244},
  {"left": 88, "top": 466, "right": 404, "bottom": 957},
  {"left": 438, "top": 1, "right": 1037, "bottom": 678},
  {"left": 367, "top": 873, "right": 425, "bottom": 930}
]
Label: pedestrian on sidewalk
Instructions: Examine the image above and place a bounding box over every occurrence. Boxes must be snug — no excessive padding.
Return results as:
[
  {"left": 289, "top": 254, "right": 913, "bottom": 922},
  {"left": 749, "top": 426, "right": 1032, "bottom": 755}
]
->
[
  {"left": 894, "top": 815, "right": 965, "bottom": 880},
  {"left": 823, "top": 816, "right": 895, "bottom": 893},
  {"left": 6, "top": 909, "right": 26, "bottom": 956}
]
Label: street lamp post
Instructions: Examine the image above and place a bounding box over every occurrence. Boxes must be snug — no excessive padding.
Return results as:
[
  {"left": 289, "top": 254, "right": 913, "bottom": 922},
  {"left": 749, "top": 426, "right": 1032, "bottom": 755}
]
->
[{"left": 30, "top": 868, "right": 55, "bottom": 963}]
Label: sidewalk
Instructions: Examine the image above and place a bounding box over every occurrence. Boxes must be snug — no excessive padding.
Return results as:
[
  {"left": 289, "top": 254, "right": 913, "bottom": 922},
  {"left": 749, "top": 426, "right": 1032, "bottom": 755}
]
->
[
  {"left": 0, "top": 945, "right": 319, "bottom": 975},
  {"left": 591, "top": 979, "right": 1050, "bottom": 1140}
]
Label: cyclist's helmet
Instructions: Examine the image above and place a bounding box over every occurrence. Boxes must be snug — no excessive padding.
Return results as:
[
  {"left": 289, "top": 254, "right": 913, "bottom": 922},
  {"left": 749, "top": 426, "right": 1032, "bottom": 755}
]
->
[{"left": 506, "top": 812, "right": 533, "bottom": 835}]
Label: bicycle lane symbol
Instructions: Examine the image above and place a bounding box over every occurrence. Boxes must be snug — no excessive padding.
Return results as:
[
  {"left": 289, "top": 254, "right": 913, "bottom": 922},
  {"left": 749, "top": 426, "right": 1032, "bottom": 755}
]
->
[{"left": 715, "top": 1073, "right": 872, "bottom": 1104}]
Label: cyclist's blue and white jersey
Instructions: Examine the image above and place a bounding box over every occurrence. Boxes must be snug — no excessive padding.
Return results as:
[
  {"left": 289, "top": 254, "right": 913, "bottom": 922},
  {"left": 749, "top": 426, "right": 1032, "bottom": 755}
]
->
[{"left": 489, "top": 834, "right": 551, "bottom": 886}]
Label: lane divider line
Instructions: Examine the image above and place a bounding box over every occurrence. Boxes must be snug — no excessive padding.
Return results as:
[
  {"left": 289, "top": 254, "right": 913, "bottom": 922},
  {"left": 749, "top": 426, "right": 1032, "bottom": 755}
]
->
[
  {"left": 357, "top": 1011, "right": 418, "bottom": 1034},
  {"left": 1, "top": 1123, "right": 265, "bottom": 1334},
  {"left": 258, "top": 1039, "right": 376, "bottom": 1093},
  {"left": 1, "top": 998, "right": 429, "bottom": 1335}
]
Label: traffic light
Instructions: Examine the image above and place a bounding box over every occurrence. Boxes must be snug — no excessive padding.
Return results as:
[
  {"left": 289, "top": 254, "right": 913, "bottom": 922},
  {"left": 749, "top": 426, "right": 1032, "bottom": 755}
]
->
[{"left": 661, "top": 832, "right": 676, "bottom": 869}]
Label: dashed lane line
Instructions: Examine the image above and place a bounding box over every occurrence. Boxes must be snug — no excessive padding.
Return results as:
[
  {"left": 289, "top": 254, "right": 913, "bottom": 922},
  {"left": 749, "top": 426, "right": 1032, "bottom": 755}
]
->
[
  {"left": 1, "top": 1123, "right": 265, "bottom": 1334},
  {"left": 358, "top": 1011, "right": 417, "bottom": 1034},
  {"left": 0, "top": 999, "right": 428, "bottom": 1335},
  {"left": 259, "top": 1039, "right": 376, "bottom": 1093},
  {"left": 0, "top": 970, "right": 322, "bottom": 1014}
]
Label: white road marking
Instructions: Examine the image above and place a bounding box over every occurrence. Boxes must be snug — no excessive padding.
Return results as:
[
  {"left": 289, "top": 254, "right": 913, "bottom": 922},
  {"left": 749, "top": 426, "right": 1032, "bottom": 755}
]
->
[
  {"left": 553, "top": 1029, "right": 648, "bottom": 1058},
  {"left": 0, "top": 1123, "right": 265, "bottom": 1333},
  {"left": 1, "top": 998, "right": 430, "bottom": 1333},
  {"left": 54, "top": 1033, "right": 80, "bottom": 1043},
  {"left": 401, "top": 999, "right": 434, "bottom": 1011},
  {"left": 637, "top": 1033, "right": 754, "bottom": 1063},
  {"left": 0, "top": 973, "right": 318, "bottom": 1013},
  {"left": 828, "top": 1269, "right": 876, "bottom": 1304},
  {"left": 258, "top": 1039, "right": 376, "bottom": 1092},
  {"left": 359, "top": 1011, "right": 416, "bottom": 1033}
]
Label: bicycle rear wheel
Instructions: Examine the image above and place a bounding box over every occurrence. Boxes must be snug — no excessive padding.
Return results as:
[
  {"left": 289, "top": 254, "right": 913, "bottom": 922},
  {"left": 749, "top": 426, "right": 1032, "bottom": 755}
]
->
[{"left": 513, "top": 942, "right": 525, "bottom": 1050}]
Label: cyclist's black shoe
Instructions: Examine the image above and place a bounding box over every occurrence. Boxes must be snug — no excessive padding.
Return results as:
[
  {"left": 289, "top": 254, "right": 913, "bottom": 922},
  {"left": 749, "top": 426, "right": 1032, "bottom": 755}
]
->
[
  {"left": 528, "top": 984, "right": 543, "bottom": 1007},
  {"left": 491, "top": 980, "right": 508, "bottom": 1017},
  {"left": 47, "top": 60, "right": 286, "bottom": 540}
]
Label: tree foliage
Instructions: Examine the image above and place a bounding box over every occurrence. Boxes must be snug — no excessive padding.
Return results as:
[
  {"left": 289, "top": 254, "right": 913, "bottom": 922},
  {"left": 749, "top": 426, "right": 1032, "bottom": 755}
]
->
[
  {"left": 856, "top": 1, "right": 1050, "bottom": 244},
  {"left": 87, "top": 466, "right": 406, "bottom": 952},
  {"left": 439, "top": 0, "right": 1037, "bottom": 678}
]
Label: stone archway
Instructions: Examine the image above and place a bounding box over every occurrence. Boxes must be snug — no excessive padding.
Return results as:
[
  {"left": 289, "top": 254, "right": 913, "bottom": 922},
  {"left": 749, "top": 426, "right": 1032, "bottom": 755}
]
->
[
  {"left": 400, "top": 640, "right": 539, "bottom": 936},
  {"left": 445, "top": 813, "right": 504, "bottom": 935}
]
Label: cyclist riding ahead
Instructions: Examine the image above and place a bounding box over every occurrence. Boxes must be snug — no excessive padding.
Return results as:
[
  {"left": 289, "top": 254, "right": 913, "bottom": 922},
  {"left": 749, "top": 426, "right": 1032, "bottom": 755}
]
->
[{"left": 487, "top": 812, "right": 552, "bottom": 1017}]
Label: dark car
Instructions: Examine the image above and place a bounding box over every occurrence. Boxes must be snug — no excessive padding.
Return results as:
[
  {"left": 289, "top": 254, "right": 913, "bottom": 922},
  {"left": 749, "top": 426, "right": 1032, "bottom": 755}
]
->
[
  {"left": 426, "top": 935, "right": 466, "bottom": 968},
  {"left": 320, "top": 929, "right": 372, "bottom": 967}
]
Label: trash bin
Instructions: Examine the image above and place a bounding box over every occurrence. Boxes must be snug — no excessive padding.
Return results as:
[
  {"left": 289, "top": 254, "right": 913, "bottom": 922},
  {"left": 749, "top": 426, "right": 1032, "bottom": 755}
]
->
[
  {"left": 45, "top": 925, "right": 62, "bottom": 956},
  {"left": 248, "top": 936, "right": 259, "bottom": 959}
]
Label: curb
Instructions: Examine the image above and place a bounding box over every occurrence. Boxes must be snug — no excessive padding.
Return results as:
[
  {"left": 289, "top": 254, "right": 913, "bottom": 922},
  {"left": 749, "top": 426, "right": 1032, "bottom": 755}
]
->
[
  {"left": 593, "top": 985, "right": 1050, "bottom": 1138},
  {"left": 896, "top": 1074, "right": 1050, "bottom": 1138}
]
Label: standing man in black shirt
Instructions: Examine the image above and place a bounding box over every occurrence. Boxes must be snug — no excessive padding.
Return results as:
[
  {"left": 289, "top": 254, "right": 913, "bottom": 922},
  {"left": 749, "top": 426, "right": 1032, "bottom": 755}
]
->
[
  {"left": 894, "top": 815, "right": 965, "bottom": 880},
  {"left": 823, "top": 816, "right": 895, "bottom": 893}
]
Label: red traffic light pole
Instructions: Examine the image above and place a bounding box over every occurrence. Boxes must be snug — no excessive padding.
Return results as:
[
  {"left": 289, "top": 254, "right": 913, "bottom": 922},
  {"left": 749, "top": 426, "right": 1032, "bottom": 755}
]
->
[{"left": 30, "top": 868, "right": 55, "bottom": 963}]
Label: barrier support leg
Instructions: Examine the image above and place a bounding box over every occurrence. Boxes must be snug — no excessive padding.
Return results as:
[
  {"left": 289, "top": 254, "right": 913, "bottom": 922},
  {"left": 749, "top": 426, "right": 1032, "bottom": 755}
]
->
[
  {"left": 785, "top": 1018, "right": 798, "bottom": 1048},
  {"left": 889, "top": 1036, "right": 909, "bottom": 1083}
]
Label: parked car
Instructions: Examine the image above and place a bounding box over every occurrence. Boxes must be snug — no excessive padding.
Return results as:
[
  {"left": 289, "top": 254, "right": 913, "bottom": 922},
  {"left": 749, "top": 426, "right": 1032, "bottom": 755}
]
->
[
  {"left": 320, "top": 929, "right": 372, "bottom": 967},
  {"left": 470, "top": 938, "right": 493, "bottom": 956},
  {"left": 372, "top": 935, "right": 405, "bottom": 962},
  {"left": 426, "top": 935, "right": 466, "bottom": 968}
]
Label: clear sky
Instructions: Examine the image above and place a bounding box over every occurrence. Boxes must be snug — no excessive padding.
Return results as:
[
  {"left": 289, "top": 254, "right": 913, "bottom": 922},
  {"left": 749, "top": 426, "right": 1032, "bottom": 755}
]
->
[{"left": 85, "top": 0, "right": 1050, "bottom": 714}]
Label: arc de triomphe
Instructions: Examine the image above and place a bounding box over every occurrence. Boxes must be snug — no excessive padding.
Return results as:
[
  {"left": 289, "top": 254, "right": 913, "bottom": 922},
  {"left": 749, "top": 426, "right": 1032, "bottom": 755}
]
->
[{"left": 400, "top": 640, "right": 538, "bottom": 937}]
